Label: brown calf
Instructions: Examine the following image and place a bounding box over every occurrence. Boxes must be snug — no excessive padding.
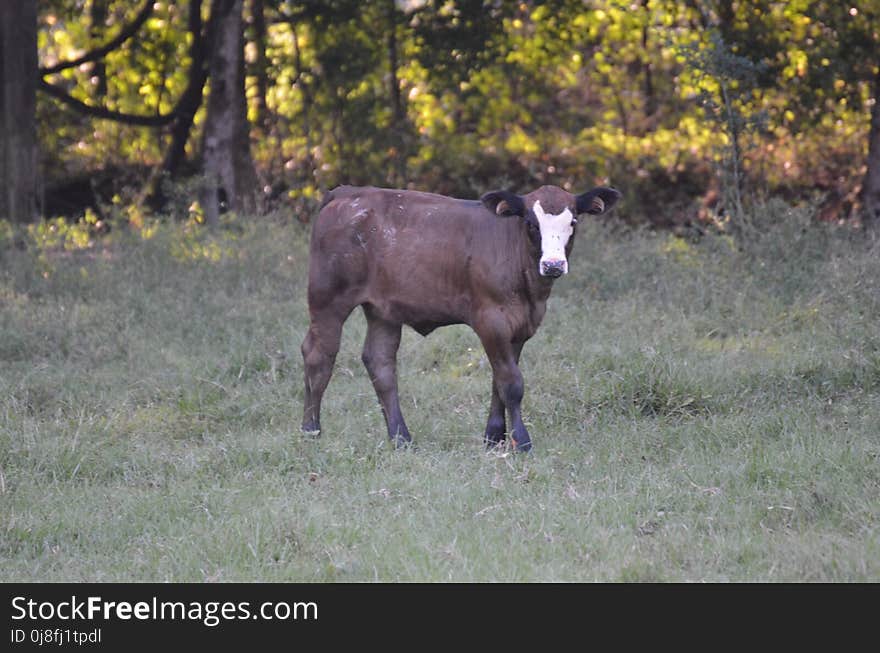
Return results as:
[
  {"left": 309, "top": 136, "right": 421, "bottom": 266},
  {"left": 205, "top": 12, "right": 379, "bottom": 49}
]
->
[{"left": 301, "top": 184, "right": 621, "bottom": 451}]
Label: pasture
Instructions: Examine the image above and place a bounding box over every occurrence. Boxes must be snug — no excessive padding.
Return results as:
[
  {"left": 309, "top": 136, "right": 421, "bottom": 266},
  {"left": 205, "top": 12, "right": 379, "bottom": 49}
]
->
[{"left": 1, "top": 204, "right": 878, "bottom": 582}]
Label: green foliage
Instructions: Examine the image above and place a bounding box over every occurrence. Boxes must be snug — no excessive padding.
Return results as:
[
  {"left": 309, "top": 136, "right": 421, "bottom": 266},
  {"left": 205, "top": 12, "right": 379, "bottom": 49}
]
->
[
  {"left": 39, "top": 2, "right": 191, "bottom": 175},
  {"left": 34, "top": 0, "right": 880, "bottom": 224},
  {"left": 680, "top": 30, "right": 768, "bottom": 229}
]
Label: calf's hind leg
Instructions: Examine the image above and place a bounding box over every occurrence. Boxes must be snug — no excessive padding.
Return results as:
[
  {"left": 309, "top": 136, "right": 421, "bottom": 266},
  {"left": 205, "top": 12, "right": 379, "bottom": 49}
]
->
[
  {"left": 301, "top": 307, "right": 347, "bottom": 436},
  {"left": 361, "top": 306, "right": 412, "bottom": 447}
]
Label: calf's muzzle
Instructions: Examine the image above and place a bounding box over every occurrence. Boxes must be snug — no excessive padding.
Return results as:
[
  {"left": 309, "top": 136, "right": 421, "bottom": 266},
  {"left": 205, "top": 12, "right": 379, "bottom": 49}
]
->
[{"left": 540, "top": 258, "right": 566, "bottom": 278}]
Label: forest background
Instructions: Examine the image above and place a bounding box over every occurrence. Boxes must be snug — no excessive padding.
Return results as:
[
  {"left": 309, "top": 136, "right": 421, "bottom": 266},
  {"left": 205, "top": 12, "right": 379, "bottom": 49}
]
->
[{"left": 2, "top": 0, "right": 879, "bottom": 231}]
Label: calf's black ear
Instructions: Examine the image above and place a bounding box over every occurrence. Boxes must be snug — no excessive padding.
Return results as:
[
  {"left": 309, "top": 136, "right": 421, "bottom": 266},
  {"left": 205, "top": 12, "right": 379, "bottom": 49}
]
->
[
  {"left": 575, "top": 187, "right": 621, "bottom": 215},
  {"left": 481, "top": 190, "right": 526, "bottom": 217}
]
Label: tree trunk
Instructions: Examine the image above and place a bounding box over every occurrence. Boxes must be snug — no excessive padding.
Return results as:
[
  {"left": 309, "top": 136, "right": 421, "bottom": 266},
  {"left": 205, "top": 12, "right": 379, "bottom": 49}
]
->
[
  {"left": 200, "top": 0, "right": 259, "bottom": 224},
  {"left": 250, "top": 0, "right": 269, "bottom": 132},
  {"left": 0, "top": 0, "right": 39, "bottom": 223},
  {"left": 641, "top": 0, "right": 656, "bottom": 123},
  {"left": 89, "top": 0, "right": 108, "bottom": 100},
  {"left": 161, "top": 0, "right": 208, "bottom": 178},
  {"left": 861, "top": 67, "right": 880, "bottom": 229},
  {"left": 145, "top": 0, "right": 211, "bottom": 211},
  {"left": 717, "top": 0, "right": 735, "bottom": 35},
  {"left": 290, "top": 19, "right": 315, "bottom": 181},
  {"left": 387, "top": 0, "right": 407, "bottom": 186}
]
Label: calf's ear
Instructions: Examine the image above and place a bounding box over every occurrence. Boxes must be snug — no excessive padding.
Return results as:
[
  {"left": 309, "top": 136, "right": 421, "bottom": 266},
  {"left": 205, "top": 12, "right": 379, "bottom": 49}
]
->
[
  {"left": 575, "top": 187, "right": 621, "bottom": 215},
  {"left": 481, "top": 190, "right": 526, "bottom": 217}
]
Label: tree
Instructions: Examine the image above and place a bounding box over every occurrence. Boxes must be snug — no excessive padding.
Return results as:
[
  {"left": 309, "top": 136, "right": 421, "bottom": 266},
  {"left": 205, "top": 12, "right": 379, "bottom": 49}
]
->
[
  {"left": 88, "top": 0, "right": 109, "bottom": 101},
  {"left": 865, "top": 66, "right": 880, "bottom": 228},
  {"left": 783, "top": 2, "right": 879, "bottom": 227},
  {"left": 199, "top": 0, "right": 259, "bottom": 224},
  {"left": 696, "top": 1, "right": 880, "bottom": 226},
  {"left": 1, "top": 0, "right": 39, "bottom": 223},
  {"left": 25, "top": 0, "right": 880, "bottom": 228},
  {"left": 385, "top": 0, "right": 408, "bottom": 185},
  {"left": 249, "top": 0, "right": 270, "bottom": 132},
  {"left": 683, "top": 30, "right": 767, "bottom": 232},
  {"left": 156, "top": 0, "right": 212, "bottom": 183},
  {"left": 37, "top": 1, "right": 174, "bottom": 128}
]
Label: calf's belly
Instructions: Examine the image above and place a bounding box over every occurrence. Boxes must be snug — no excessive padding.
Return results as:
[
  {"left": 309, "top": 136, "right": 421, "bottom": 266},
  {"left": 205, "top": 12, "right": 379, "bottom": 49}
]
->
[{"left": 365, "top": 289, "right": 468, "bottom": 335}]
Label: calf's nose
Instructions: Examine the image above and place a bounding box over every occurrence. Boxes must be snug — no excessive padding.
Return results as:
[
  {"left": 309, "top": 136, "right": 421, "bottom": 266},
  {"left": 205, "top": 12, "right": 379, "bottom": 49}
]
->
[{"left": 541, "top": 259, "right": 566, "bottom": 278}]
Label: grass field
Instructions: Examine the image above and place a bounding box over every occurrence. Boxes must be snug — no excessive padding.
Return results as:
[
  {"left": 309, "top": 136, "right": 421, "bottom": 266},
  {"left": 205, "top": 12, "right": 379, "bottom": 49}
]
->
[{"left": 1, "top": 204, "right": 879, "bottom": 581}]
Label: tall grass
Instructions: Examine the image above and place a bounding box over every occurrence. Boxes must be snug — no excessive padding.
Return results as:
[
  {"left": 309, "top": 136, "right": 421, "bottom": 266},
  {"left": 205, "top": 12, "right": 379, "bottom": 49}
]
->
[{"left": 1, "top": 203, "right": 878, "bottom": 581}]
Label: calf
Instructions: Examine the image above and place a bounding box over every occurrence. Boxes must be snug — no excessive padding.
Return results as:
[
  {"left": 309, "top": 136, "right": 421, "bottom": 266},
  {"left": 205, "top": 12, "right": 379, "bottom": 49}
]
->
[{"left": 301, "top": 184, "right": 621, "bottom": 451}]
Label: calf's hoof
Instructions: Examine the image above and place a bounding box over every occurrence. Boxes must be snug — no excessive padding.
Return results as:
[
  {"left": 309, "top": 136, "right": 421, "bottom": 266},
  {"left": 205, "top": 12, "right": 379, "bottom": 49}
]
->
[
  {"left": 391, "top": 434, "right": 413, "bottom": 450},
  {"left": 511, "top": 437, "right": 533, "bottom": 453},
  {"left": 301, "top": 422, "right": 321, "bottom": 438},
  {"left": 484, "top": 418, "right": 507, "bottom": 448},
  {"left": 484, "top": 432, "right": 506, "bottom": 449}
]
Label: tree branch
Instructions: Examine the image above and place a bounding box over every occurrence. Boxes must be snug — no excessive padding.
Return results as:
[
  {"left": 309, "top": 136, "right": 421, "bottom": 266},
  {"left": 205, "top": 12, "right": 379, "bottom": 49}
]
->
[
  {"left": 39, "top": 0, "right": 154, "bottom": 76},
  {"left": 37, "top": 78, "right": 176, "bottom": 127},
  {"left": 160, "top": 0, "right": 211, "bottom": 175}
]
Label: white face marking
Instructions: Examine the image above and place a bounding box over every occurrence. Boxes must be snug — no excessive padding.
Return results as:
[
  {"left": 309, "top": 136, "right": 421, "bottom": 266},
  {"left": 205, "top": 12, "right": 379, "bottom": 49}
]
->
[{"left": 532, "top": 200, "right": 574, "bottom": 276}]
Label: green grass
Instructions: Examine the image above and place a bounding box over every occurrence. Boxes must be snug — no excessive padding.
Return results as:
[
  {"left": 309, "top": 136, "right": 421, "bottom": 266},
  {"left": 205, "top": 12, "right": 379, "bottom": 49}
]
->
[{"left": 1, "top": 205, "right": 879, "bottom": 581}]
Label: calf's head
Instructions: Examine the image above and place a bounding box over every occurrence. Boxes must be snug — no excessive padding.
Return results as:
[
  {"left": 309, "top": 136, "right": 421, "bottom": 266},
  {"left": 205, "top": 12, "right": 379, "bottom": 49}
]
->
[{"left": 481, "top": 185, "right": 621, "bottom": 278}]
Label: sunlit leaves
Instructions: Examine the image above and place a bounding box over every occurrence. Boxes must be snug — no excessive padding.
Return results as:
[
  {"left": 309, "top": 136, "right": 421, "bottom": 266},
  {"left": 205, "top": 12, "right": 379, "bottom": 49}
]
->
[
  {"left": 34, "top": 0, "right": 880, "bottom": 221},
  {"left": 38, "top": 1, "right": 190, "bottom": 171}
]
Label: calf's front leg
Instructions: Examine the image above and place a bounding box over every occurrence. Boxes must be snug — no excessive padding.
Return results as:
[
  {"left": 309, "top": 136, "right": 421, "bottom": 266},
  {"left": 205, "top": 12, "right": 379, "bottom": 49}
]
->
[
  {"left": 483, "top": 341, "right": 524, "bottom": 448},
  {"left": 475, "top": 318, "right": 532, "bottom": 452},
  {"left": 484, "top": 384, "right": 507, "bottom": 447}
]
